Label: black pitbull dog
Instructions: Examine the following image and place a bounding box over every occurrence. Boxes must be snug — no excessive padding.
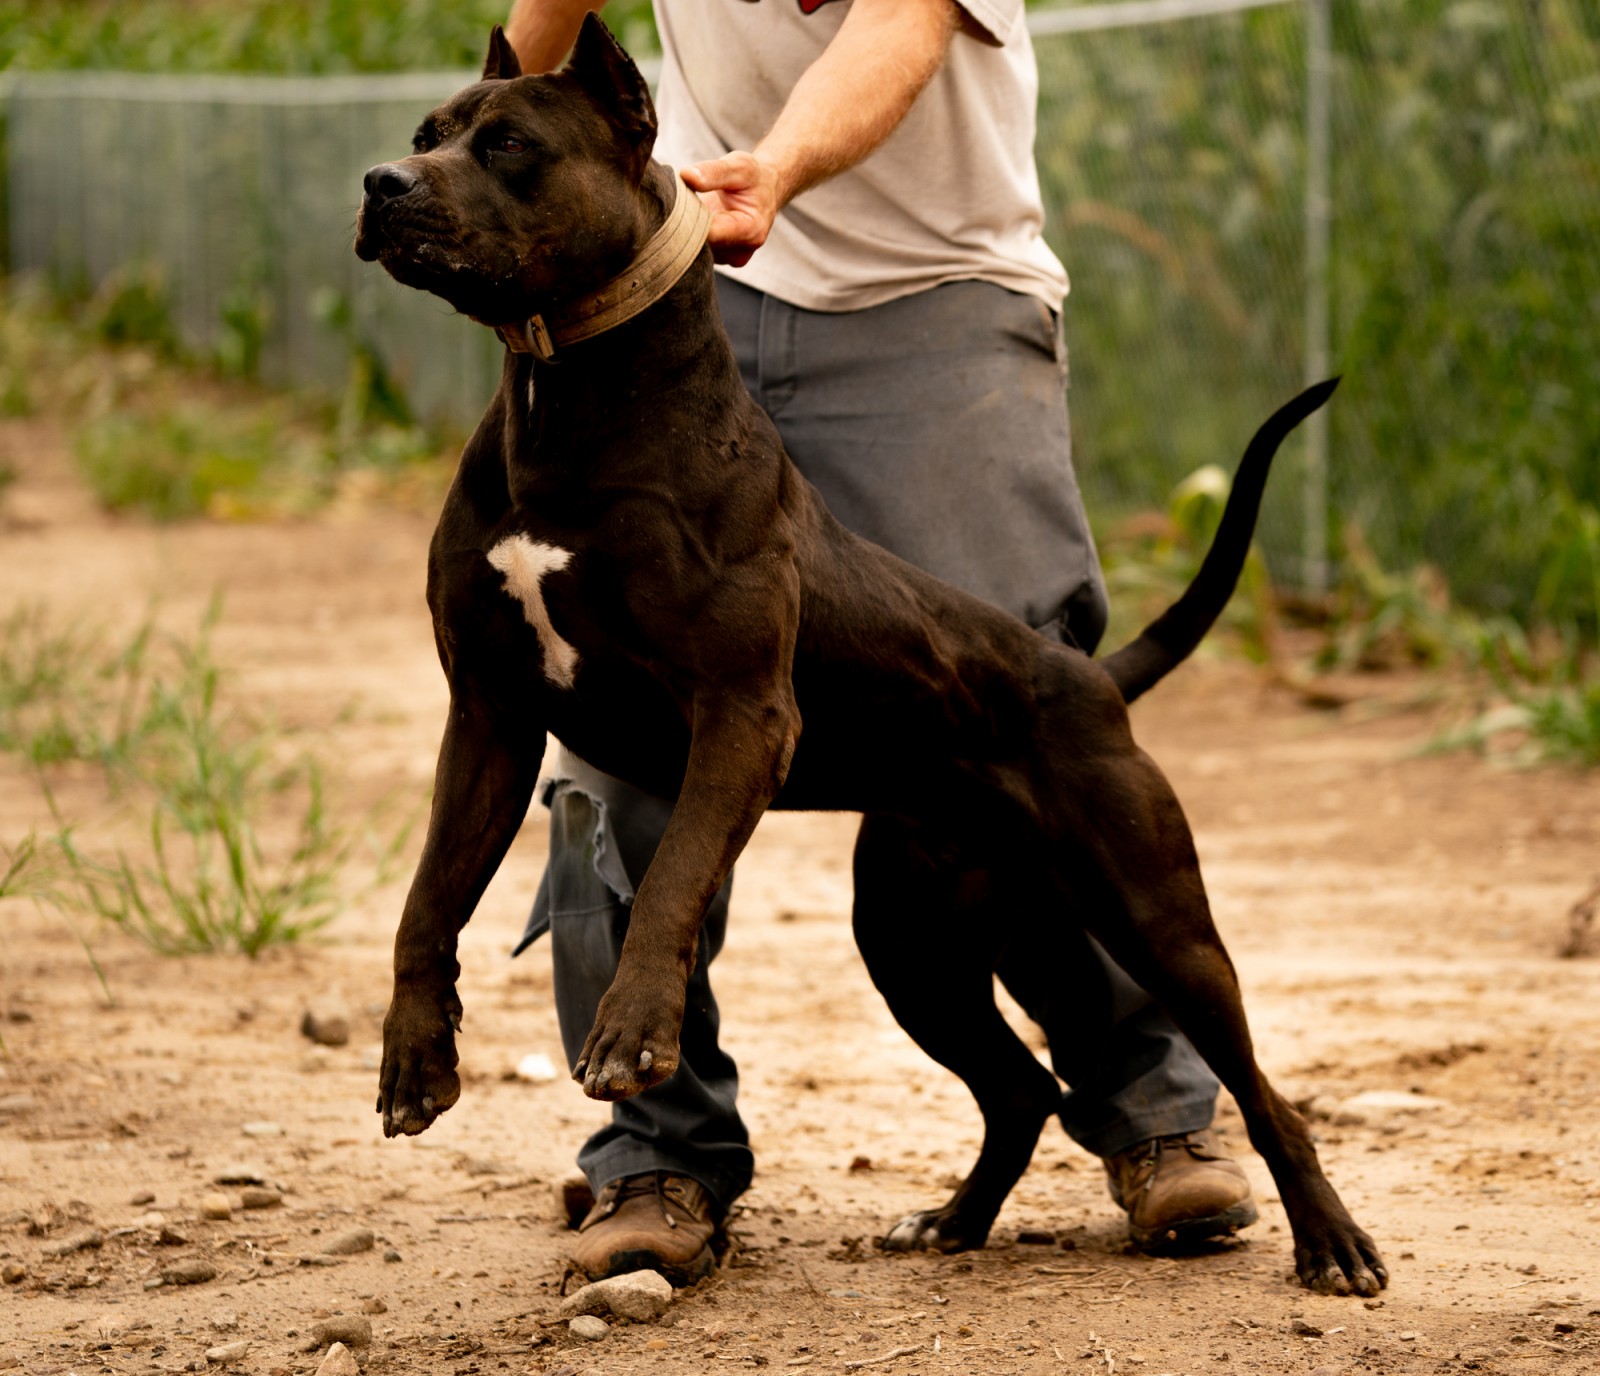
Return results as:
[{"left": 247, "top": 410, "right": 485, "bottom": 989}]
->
[{"left": 355, "top": 19, "right": 1386, "bottom": 1297}]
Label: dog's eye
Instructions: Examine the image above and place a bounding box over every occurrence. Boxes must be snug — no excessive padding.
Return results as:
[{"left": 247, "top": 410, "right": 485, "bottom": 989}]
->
[{"left": 496, "top": 135, "right": 528, "bottom": 155}]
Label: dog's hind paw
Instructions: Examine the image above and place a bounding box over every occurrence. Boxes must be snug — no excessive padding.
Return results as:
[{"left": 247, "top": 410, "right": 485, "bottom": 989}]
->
[
  {"left": 1294, "top": 1224, "right": 1388, "bottom": 1297},
  {"left": 879, "top": 1207, "right": 985, "bottom": 1255}
]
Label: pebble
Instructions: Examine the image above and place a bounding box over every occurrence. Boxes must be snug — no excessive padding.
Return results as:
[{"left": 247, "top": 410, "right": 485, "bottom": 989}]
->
[
  {"left": 208, "top": 1310, "right": 239, "bottom": 1333},
  {"left": 1291, "top": 1318, "right": 1324, "bottom": 1337},
  {"left": 382, "top": 1247, "right": 402, "bottom": 1263},
  {"left": 200, "top": 1193, "right": 234, "bottom": 1221},
  {"left": 360, "top": 1297, "right": 387, "bottom": 1315},
  {"left": 1, "top": 1263, "right": 25, "bottom": 1284},
  {"left": 136, "top": 1211, "right": 167, "bottom": 1229},
  {"left": 569, "top": 1315, "right": 610, "bottom": 1341},
  {"left": 515, "top": 1052, "right": 558, "bottom": 1083},
  {"left": 0, "top": 1094, "right": 35, "bottom": 1114},
  {"left": 204, "top": 1340, "right": 250, "bottom": 1365},
  {"left": 241, "top": 1121, "right": 284, "bottom": 1138},
  {"left": 314, "top": 1342, "right": 361, "bottom": 1376},
  {"left": 560, "top": 1269, "right": 675, "bottom": 1323},
  {"left": 300, "top": 1006, "right": 351, "bottom": 1048},
  {"left": 158, "top": 1224, "right": 190, "bottom": 1246},
  {"left": 1332, "top": 1090, "right": 1450, "bottom": 1126},
  {"left": 130, "top": 1190, "right": 156, "bottom": 1207},
  {"left": 160, "top": 1259, "right": 218, "bottom": 1286},
  {"left": 307, "top": 1316, "right": 372, "bottom": 1351},
  {"left": 239, "top": 1188, "right": 282, "bottom": 1210},
  {"left": 213, "top": 1166, "right": 268, "bottom": 1186},
  {"left": 322, "top": 1227, "right": 375, "bottom": 1256}
]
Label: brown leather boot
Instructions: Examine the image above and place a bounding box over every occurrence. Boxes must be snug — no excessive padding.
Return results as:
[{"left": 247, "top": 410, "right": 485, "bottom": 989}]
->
[
  {"left": 568, "top": 1172, "right": 722, "bottom": 1286},
  {"left": 1104, "top": 1130, "right": 1258, "bottom": 1252}
]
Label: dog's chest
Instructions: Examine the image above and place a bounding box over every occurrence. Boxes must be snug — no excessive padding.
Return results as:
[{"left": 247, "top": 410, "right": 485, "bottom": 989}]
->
[{"left": 486, "top": 534, "right": 581, "bottom": 689}]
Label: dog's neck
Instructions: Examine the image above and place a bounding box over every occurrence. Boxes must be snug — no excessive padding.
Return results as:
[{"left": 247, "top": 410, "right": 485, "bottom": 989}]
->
[{"left": 494, "top": 162, "right": 710, "bottom": 362}]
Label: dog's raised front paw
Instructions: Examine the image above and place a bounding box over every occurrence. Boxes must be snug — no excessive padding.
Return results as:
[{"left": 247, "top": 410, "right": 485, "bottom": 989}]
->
[
  {"left": 573, "top": 983, "right": 682, "bottom": 1101},
  {"left": 1294, "top": 1220, "right": 1388, "bottom": 1297},
  {"left": 879, "top": 1206, "right": 987, "bottom": 1255},
  {"left": 376, "top": 983, "right": 463, "bottom": 1138}
]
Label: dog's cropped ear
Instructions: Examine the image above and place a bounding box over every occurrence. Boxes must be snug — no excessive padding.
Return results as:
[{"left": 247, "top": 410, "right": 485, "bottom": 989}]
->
[
  {"left": 568, "top": 13, "right": 657, "bottom": 154},
  {"left": 482, "top": 25, "right": 524, "bottom": 81}
]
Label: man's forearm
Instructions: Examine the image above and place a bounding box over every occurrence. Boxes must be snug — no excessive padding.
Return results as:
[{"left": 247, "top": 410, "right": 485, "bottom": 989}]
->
[
  {"left": 756, "top": 0, "right": 959, "bottom": 209},
  {"left": 505, "top": 0, "right": 605, "bottom": 73}
]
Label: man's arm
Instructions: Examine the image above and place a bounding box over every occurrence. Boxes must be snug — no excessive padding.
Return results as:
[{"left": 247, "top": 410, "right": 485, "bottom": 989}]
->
[
  {"left": 684, "top": 0, "right": 961, "bottom": 267},
  {"left": 505, "top": 0, "right": 605, "bottom": 73}
]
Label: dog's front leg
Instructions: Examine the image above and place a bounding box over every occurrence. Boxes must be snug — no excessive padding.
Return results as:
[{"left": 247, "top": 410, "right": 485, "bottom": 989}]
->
[
  {"left": 379, "top": 555, "right": 548, "bottom": 1137},
  {"left": 575, "top": 685, "right": 800, "bottom": 1100}
]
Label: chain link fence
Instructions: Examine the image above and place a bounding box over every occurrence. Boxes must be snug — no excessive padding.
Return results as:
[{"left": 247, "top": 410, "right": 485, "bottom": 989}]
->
[{"left": 5, "top": 0, "right": 1598, "bottom": 614}]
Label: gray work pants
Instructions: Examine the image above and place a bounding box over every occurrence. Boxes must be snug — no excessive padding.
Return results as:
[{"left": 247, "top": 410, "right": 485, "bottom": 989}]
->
[{"left": 513, "top": 276, "right": 1220, "bottom": 1213}]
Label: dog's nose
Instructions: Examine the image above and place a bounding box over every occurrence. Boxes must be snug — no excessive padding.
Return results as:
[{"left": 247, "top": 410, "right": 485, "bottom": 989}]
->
[{"left": 363, "top": 163, "right": 419, "bottom": 208}]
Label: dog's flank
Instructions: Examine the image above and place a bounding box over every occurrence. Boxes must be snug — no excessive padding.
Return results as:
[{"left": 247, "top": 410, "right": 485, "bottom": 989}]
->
[{"left": 359, "top": 16, "right": 1386, "bottom": 1297}]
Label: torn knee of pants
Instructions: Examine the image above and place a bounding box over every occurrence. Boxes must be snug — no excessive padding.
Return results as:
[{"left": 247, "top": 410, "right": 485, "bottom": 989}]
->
[{"left": 511, "top": 775, "right": 636, "bottom": 956}]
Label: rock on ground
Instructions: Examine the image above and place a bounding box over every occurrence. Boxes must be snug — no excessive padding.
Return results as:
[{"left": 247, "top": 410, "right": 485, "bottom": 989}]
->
[
  {"left": 569, "top": 1314, "right": 610, "bottom": 1341},
  {"left": 559, "top": 1269, "right": 674, "bottom": 1323},
  {"left": 314, "top": 1342, "right": 361, "bottom": 1376},
  {"left": 321, "top": 1227, "right": 374, "bottom": 1257},
  {"left": 204, "top": 1339, "right": 249, "bottom": 1365},
  {"left": 306, "top": 1316, "right": 372, "bottom": 1351}
]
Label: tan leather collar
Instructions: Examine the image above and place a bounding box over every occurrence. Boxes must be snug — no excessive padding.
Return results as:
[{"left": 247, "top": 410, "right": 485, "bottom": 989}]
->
[{"left": 496, "top": 168, "right": 712, "bottom": 362}]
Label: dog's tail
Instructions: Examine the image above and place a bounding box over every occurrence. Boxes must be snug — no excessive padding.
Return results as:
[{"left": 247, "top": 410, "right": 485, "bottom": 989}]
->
[{"left": 1099, "top": 378, "right": 1339, "bottom": 705}]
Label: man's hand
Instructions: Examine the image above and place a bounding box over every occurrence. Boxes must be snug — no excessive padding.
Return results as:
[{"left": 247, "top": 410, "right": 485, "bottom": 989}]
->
[{"left": 682, "top": 153, "right": 785, "bottom": 268}]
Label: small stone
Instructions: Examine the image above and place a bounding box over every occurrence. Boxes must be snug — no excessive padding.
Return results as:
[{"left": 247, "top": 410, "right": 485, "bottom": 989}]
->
[
  {"left": 569, "top": 1315, "right": 609, "bottom": 1341},
  {"left": 515, "top": 1052, "right": 558, "bottom": 1083},
  {"left": 307, "top": 1316, "right": 372, "bottom": 1351},
  {"left": 208, "top": 1310, "right": 239, "bottom": 1333},
  {"left": 0, "top": 1094, "right": 35, "bottom": 1114},
  {"left": 160, "top": 1258, "right": 219, "bottom": 1286},
  {"left": 314, "top": 1342, "right": 361, "bottom": 1376},
  {"left": 1, "top": 1263, "right": 25, "bottom": 1284},
  {"left": 462, "top": 1157, "right": 513, "bottom": 1177},
  {"left": 213, "top": 1165, "right": 268, "bottom": 1186},
  {"left": 382, "top": 1248, "right": 402, "bottom": 1264},
  {"left": 1291, "top": 1319, "right": 1324, "bottom": 1337},
  {"left": 645, "top": 1338, "right": 670, "bottom": 1350},
  {"left": 322, "top": 1227, "right": 375, "bottom": 1256},
  {"left": 1331, "top": 1090, "right": 1450, "bottom": 1127},
  {"left": 136, "top": 1211, "right": 167, "bottom": 1229},
  {"left": 130, "top": 1190, "right": 156, "bottom": 1207},
  {"left": 1399, "top": 1331, "right": 1421, "bottom": 1341},
  {"left": 159, "top": 1224, "right": 190, "bottom": 1246},
  {"left": 300, "top": 1007, "right": 350, "bottom": 1048},
  {"left": 201, "top": 1193, "right": 234, "bottom": 1221},
  {"left": 205, "top": 1340, "right": 250, "bottom": 1365},
  {"left": 1016, "top": 1229, "right": 1055, "bottom": 1245},
  {"left": 241, "top": 1121, "right": 284, "bottom": 1138},
  {"left": 360, "top": 1297, "right": 386, "bottom": 1315},
  {"left": 239, "top": 1188, "right": 282, "bottom": 1210},
  {"left": 560, "top": 1269, "right": 675, "bottom": 1323}
]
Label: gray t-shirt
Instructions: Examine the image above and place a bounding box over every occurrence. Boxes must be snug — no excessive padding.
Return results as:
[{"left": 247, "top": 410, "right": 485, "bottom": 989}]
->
[{"left": 652, "top": 0, "right": 1069, "bottom": 312}]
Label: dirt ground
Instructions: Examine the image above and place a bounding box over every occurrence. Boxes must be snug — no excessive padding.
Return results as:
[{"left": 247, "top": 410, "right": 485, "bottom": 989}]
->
[{"left": 2, "top": 418, "right": 1599, "bottom": 1376}]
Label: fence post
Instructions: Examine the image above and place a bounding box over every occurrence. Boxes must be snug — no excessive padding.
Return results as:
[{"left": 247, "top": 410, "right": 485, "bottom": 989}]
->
[{"left": 1303, "top": 0, "right": 1332, "bottom": 593}]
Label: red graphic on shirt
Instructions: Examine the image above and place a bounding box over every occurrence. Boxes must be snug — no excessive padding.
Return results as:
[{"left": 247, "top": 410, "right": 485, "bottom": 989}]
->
[{"left": 798, "top": 0, "right": 845, "bottom": 10}]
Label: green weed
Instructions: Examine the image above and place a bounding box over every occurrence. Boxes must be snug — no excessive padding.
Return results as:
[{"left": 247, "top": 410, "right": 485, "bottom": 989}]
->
[{"left": 1, "top": 603, "right": 412, "bottom": 960}]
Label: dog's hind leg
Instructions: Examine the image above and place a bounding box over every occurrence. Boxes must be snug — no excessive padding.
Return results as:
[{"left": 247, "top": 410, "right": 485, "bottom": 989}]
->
[
  {"left": 1043, "top": 703, "right": 1386, "bottom": 1295},
  {"left": 853, "top": 813, "right": 1061, "bottom": 1254}
]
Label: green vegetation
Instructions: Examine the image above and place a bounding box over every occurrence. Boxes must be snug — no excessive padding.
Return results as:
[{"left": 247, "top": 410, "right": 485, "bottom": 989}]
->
[
  {"left": 0, "top": 603, "right": 411, "bottom": 961},
  {"left": 1039, "top": 0, "right": 1600, "bottom": 632},
  {"left": 0, "top": 275, "right": 449, "bottom": 520},
  {"left": 0, "top": 0, "right": 657, "bottom": 73}
]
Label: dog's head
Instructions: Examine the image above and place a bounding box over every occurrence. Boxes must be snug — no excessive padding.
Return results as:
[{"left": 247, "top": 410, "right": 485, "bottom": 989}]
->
[{"left": 355, "top": 17, "right": 658, "bottom": 327}]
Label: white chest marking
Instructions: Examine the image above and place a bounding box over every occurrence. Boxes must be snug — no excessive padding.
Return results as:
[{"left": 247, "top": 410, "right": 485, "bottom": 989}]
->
[{"left": 486, "top": 535, "right": 580, "bottom": 689}]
